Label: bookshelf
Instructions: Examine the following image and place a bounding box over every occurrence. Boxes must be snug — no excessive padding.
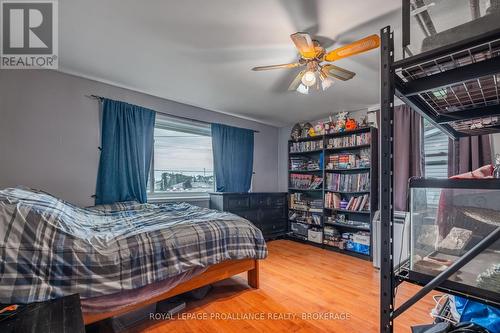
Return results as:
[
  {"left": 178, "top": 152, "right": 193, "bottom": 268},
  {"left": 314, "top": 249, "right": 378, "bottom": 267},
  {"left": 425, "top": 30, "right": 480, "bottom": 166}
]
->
[{"left": 287, "top": 126, "right": 378, "bottom": 260}]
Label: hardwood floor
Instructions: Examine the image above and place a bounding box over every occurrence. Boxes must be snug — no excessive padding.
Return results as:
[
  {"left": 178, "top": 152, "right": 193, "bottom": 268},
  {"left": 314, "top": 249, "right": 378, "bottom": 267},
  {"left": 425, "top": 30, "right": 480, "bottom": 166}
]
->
[{"left": 124, "top": 240, "right": 437, "bottom": 333}]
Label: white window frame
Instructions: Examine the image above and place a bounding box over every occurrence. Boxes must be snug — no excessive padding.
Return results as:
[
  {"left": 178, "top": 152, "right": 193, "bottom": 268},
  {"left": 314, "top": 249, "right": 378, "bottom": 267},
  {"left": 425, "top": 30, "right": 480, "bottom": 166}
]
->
[
  {"left": 423, "top": 119, "right": 449, "bottom": 179},
  {"left": 148, "top": 113, "right": 214, "bottom": 201}
]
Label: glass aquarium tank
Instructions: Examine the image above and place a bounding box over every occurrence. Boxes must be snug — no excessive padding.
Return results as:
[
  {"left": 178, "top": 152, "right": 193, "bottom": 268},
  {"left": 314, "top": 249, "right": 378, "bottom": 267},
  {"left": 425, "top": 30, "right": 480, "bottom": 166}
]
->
[{"left": 408, "top": 178, "right": 500, "bottom": 304}]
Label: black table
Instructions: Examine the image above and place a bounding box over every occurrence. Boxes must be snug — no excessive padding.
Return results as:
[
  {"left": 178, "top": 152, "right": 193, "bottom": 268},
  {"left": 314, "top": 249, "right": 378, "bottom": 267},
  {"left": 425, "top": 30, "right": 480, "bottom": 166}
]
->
[{"left": 0, "top": 294, "right": 84, "bottom": 333}]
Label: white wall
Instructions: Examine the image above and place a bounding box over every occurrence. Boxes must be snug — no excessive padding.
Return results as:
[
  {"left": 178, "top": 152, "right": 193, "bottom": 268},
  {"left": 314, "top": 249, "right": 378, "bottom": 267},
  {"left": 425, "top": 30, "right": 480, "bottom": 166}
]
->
[
  {"left": 277, "top": 126, "right": 292, "bottom": 192},
  {"left": 0, "top": 70, "right": 280, "bottom": 207}
]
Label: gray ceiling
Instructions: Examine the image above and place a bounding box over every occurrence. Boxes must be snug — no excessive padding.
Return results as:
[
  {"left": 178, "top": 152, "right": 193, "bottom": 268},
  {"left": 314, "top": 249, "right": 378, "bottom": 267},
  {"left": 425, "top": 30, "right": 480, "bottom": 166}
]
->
[{"left": 59, "top": 0, "right": 401, "bottom": 126}]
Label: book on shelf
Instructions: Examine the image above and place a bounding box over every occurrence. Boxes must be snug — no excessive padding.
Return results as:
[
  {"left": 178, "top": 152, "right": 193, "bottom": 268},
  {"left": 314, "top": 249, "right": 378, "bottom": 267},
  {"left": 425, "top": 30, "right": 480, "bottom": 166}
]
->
[
  {"left": 290, "top": 193, "right": 323, "bottom": 216},
  {"left": 347, "top": 194, "right": 369, "bottom": 211},
  {"left": 359, "top": 195, "right": 369, "bottom": 211},
  {"left": 326, "top": 132, "right": 371, "bottom": 149},
  {"left": 326, "top": 216, "right": 370, "bottom": 229},
  {"left": 290, "top": 140, "right": 323, "bottom": 153},
  {"left": 289, "top": 156, "right": 321, "bottom": 171},
  {"left": 289, "top": 210, "right": 322, "bottom": 226},
  {"left": 346, "top": 197, "right": 354, "bottom": 210},
  {"left": 289, "top": 174, "right": 323, "bottom": 189},
  {"left": 326, "top": 172, "right": 370, "bottom": 192},
  {"left": 325, "top": 149, "right": 371, "bottom": 169},
  {"left": 309, "top": 177, "right": 323, "bottom": 189},
  {"left": 309, "top": 198, "right": 323, "bottom": 213},
  {"left": 356, "top": 132, "right": 371, "bottom": 145},
  {"left": 358, "top": 149, "right": 371, "bottom": 168},
  {"left": 325, "top": 193, "right": 370, "bottom": 212},
  {"left": 324, "top": 192, "right": 341, "bottom": 209}
]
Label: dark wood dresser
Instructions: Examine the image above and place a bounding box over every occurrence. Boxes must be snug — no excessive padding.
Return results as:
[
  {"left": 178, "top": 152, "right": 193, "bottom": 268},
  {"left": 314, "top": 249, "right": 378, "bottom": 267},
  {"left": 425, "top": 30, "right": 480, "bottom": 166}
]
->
[{"left": 209, "top": 192, "right": 288, "bottom": 239}]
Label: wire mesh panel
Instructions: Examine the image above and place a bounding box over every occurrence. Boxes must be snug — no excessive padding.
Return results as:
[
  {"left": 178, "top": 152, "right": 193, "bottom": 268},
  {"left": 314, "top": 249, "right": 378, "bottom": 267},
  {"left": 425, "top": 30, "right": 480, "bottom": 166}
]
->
[
  {"left": 396, "top": 37, "right": 500, "bottom": 136},
  {"left": 417, "top": 75, "right": 500, "bottom": 113},
  {"left": 450, "top": 116, "right": 500, "bottom": 135},
  {"left": 397, "top": 38, "right": 500, "bottom": 82}
]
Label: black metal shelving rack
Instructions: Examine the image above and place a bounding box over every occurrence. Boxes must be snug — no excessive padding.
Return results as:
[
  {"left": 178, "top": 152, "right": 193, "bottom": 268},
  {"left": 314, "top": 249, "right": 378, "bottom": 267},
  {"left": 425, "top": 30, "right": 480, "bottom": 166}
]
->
[
  {"left": 379, "top": 6, "right": 500, "bottom": 332},
  {"left": 287, "top": 126, "right": 378, "bottom": 261}
]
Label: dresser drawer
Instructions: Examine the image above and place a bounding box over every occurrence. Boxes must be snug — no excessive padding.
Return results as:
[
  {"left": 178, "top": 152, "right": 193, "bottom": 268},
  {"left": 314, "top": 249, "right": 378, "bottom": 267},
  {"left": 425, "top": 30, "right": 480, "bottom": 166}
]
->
[
  {"left": 250, "top": 195, "right": 287, "bottom": 208},
  {"left": 234, "top": 210, "right": 258, "bottom": 222},
  {"left": 260, "top": 219, "right": 288, "bottom": 234},
  {"left": 250, "top": 196, "right": 271, "bottom": 208},
  {"left": 270, "top": 195, "right": 287, "bottom": 207},
  {"left": 226, "top": 196, "right": 250, "bottom": 210},
  {"left": 259, "top": 207, "right": 286, "bottom": 221}
]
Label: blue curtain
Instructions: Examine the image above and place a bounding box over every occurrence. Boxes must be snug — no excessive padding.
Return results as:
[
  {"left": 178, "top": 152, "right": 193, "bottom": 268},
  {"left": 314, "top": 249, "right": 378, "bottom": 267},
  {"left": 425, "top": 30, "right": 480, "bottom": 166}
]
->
[
  {"left": 95, "top": 99, "right": 156, "bottom": 204},
  {"left": 211, "top": 123, "right": 254, "bottom": 192}
]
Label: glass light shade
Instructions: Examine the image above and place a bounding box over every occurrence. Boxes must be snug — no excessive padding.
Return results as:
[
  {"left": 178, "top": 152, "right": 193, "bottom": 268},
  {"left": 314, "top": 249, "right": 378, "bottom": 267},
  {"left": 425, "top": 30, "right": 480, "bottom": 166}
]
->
[
  {"left": 301, "top": 71, "right": 316, "bottom": 87},
  {"left": 296, "top": 84, "right": 309, "bottom": 94},
  {"left": 321, "top": 77, "right": 334, "bottom": 91}
]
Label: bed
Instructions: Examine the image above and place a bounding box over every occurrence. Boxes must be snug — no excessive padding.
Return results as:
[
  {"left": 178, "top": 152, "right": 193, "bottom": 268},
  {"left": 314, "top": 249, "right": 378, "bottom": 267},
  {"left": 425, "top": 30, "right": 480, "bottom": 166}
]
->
[{"left": 0, "top": 187, "right": 267, "bottom": 324}]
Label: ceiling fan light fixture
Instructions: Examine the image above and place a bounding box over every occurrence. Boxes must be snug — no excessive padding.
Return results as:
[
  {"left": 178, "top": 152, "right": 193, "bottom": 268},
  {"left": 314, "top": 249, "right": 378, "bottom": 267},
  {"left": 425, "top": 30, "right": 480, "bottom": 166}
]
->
[
  {"left": 296, "top": 84, "right": 309, "bottom": 95},
  {"left": 321, "top": 77, "right": 334, "bottom": 91},
  {"left": 252, "top": 32, "right": 380, "bottom": 94},
  {"left": 301, "top": 71, "right": 316, "bottom": 87}
]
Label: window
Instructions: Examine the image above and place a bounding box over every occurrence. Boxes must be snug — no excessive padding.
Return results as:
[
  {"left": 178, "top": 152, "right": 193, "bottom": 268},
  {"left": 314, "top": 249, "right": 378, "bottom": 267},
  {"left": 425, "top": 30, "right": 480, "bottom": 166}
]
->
[
  {"left": 423, "top": 119, "right": 449, "bottom": 178},
  {"left": 147, "top": 114, "right": 214, "bottom": 198}
]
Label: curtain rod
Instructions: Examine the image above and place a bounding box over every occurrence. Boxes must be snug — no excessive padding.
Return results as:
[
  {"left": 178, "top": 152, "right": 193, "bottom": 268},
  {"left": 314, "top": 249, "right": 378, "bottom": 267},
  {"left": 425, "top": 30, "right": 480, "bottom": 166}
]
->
[{"left": 85, "top": 94, "right": 259, "bottom": 133}]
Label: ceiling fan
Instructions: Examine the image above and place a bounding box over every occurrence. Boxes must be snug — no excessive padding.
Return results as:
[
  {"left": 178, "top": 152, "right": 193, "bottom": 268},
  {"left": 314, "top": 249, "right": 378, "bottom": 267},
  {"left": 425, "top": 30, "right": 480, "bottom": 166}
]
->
[{"left": 251, "top": 33, "right": 380, "bottom": 94}]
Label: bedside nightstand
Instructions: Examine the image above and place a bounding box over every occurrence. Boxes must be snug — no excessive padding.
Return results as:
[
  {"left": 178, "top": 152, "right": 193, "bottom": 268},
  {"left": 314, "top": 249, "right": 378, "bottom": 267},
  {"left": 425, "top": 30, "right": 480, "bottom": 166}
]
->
[{"left": 0, "top": 294, "right": 84, "bottom": 333}]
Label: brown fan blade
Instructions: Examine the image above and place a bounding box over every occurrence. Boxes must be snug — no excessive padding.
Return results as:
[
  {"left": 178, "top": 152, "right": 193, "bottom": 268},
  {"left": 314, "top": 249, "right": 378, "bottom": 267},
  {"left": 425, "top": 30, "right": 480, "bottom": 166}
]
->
[
  {"left": 324, "top": 34, "right": 380, "bottom": 62},
  {"left": 252, "top": 63, "right": 301, "bottom": 71},
  {"left": 290, "top": 32, "right": 317, "bottom": 59},
  {"left": 288, "top": 70, "right": 305, "bottom": 91},
  {"left": 321, "top": 64, "right": 355, "bottom": 81}
]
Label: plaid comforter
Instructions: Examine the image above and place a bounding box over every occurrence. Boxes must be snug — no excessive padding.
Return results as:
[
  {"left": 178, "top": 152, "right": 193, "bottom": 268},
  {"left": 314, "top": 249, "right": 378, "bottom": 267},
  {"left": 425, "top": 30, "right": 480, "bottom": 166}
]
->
[{"left": 0, "top": 188, "right": 267, "bottom": 304}]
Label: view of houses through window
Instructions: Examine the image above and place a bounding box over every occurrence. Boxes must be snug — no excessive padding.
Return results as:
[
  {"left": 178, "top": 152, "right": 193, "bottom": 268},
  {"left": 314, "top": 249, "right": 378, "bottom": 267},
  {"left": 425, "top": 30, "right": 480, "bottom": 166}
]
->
[{"left": 147, "top": 115, "right": 214, "bottom": 196}]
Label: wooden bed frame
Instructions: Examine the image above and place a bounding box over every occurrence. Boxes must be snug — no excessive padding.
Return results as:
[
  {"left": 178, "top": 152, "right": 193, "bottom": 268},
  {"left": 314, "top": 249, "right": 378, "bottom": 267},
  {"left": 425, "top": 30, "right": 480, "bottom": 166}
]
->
[{"left": 83, "top": 258, "right": 260, "bottom": 325}]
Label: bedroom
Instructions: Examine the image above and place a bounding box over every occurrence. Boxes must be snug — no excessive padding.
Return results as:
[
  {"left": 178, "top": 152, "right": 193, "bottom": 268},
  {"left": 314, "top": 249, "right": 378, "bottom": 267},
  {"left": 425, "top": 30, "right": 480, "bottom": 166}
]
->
[{"left": 0, "top": 0, "right": 499, "bottom": 332}]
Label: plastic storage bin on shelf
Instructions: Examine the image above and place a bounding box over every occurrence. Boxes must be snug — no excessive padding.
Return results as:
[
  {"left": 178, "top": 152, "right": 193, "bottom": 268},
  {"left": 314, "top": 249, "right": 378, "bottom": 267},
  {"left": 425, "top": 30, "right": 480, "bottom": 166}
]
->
[
  {"left": 348, "top": 233, "right": 370, "bottom": 256},
  {"left": 291, "top": 222, "right": 309, "bottom": 240},
  {"left": 308, "top": 229, "right": 323, "bottom": 244},
  {"left": 408, "top": 178, "right": 500, "bottom": 305}
]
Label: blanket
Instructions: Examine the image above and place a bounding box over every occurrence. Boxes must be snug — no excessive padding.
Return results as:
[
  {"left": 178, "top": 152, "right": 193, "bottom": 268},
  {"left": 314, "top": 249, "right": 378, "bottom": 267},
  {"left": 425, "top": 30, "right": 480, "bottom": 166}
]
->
[{"left": 0, "top": 188, "right": 267, "bottom": 304}]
